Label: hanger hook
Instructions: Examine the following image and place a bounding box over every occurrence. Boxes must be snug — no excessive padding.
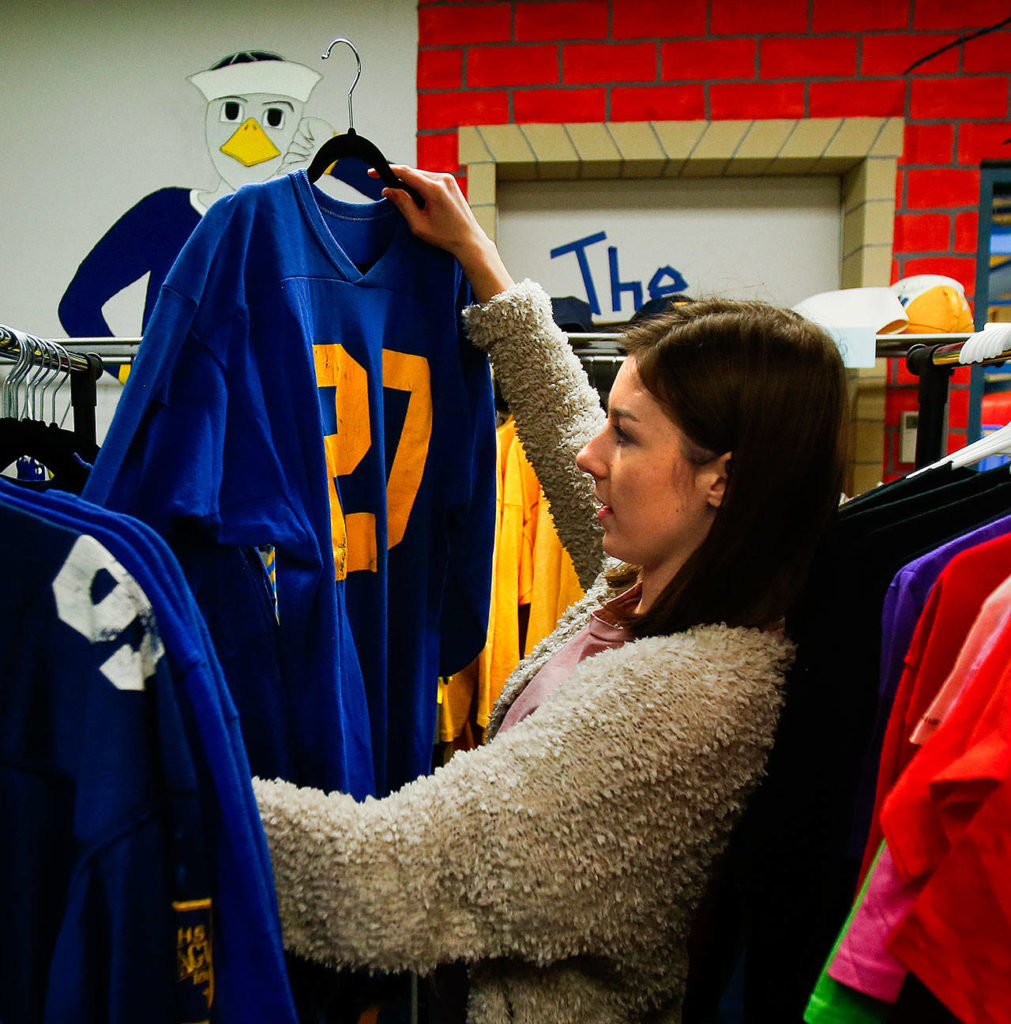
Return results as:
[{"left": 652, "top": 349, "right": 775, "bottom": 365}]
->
[
  {"left": 24, "top": 335, "right": 49, "bottom": 421},
  {"left": 50, "top": 341, "right": 71, "bottom": 425},
  {"left": 7, "top": 331, "right": 33, "bottom": 419},
  {"left": 321, "top": 36, "right": 361, "bottom": 133}
]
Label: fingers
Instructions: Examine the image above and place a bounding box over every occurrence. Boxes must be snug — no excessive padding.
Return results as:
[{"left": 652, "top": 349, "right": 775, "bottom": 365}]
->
[
  {"left": 381, "top": 185, "right": 430, "bottom": 236},
  {"left": 368, "top": 165, "right": 464, "bottom": 204},
  {"left": 379, "top": 186, "right": 411, "bottom": 212},
  {"left": 367, "top": 165, "right": 433, "bottom": 181},
  {"left": 391, "top": 165, "right": 463, "bottom": 197},
  {"left": 371, "top": 165, "right": 485, "bottom": 258},
  {"left": 388, "top": 164, "right": 439, "bottom": 182}
]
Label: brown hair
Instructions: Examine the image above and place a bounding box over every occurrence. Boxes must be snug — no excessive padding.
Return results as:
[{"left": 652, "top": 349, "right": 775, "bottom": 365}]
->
[{"left": 608, "top": 297, "right": 848, "bottom": 636}]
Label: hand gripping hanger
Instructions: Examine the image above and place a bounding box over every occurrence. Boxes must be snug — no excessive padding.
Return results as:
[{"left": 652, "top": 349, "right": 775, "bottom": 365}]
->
[{"left": 307, "top": 36, "right": 424, "bottom": 208}]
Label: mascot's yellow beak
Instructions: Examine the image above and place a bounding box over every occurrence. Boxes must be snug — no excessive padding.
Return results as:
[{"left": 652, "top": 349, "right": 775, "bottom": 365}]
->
[{"left": 219, "top": 117, "right": 281, "bottom": 167}]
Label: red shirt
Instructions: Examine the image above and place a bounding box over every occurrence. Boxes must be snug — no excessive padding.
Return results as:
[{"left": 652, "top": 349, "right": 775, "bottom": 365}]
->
[
  {"left": 886, "top": 753, "right": 1011, "bottom": 1024},
  {"left": 859, "top": 531, "right": 1011, "bottom": 884},
  {"left": 880, "top": 605, "right": 1011, "bottom": 1024}
]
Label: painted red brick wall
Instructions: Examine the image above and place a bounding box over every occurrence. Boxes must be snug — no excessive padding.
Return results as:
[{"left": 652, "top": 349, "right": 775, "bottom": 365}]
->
[{"left": 416, "top": 0, "right": 1011, "bottom": 480}]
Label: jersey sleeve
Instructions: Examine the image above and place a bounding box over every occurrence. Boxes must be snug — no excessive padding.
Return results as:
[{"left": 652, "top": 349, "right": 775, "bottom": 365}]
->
[
  {"left": 0, "top": 512, "right": 203, "bottom": 1023},
  {"left": 437, "top": 285, "right": 497, "bottom": 677},
  {"left": 84, "top": 291, "right": 226, "bottom": 527}
]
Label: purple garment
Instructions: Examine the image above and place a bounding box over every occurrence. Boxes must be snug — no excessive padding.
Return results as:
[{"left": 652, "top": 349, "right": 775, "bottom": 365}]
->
[
  {"left": 879, "top": 511, "right": 1011, "bottom": 701},
  {"left": 847, "top": 511, "right": 1011, "bottom": 856}
]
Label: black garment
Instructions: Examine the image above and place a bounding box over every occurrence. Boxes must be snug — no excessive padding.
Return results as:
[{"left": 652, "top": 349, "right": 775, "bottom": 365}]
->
[
  {"left": 686, "top": 464, "right": 1011, "bottom": 1023},
  {"left": 892, "top": 974, "right": 961, "bottom": 1024}
]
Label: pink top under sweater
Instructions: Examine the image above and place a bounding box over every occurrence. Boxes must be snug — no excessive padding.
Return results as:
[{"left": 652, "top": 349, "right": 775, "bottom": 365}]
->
[{"left": 499, "top": 585, "right": 638, "bottom": 732}]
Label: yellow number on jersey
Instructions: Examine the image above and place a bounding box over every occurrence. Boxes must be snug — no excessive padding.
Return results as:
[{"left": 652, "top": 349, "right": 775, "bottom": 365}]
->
[
  {"left": 382, "top": 349, "right": 432, "bottom": 549},
  {"left": 313, "top": 343, "right": 432, "bottom": 580}
]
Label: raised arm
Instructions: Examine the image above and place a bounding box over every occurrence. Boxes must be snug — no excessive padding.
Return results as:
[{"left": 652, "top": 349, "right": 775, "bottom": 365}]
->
[
  {"left": 382, "top": 168, "right": 606, "bottom": 588},
  {"left": 462, "top": 281, "right": 606, "bottom": 588}
]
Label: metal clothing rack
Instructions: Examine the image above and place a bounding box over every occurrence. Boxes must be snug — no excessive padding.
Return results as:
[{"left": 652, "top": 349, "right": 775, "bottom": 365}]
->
[
  {"left": 567, "top": 333, "right": 625, "bottom": 398},
  {"left": 902, "top": 335, "right": 1011, "bottom": 468},
  {"left": 0, "top": 325, "right": 105, "bottom": 447},
  {"left": 21, "top": 324, "right": 995, "bottom": 469},
  {"left": 61, "top": 337, "right": 142, "bottom": 359},
  {"left": 567, "top": 328, "right": 1009, "bottom": 470}
]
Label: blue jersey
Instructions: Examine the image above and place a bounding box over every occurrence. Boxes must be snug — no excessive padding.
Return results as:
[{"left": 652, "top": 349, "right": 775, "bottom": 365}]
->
[
  {"left": 85, "top": 171, "right": 496, "bottom": 797},
  {"left": 0, "top": 481, "right": 299, "bottom": 1024},
  {"left": 0, "top": 494, "right": 205, "bottom": 1023}
]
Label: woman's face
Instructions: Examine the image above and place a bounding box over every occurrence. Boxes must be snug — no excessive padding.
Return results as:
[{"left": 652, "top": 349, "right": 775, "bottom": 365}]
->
[{"left": 576, "top": 357, "right": 729, "bottom": 606}]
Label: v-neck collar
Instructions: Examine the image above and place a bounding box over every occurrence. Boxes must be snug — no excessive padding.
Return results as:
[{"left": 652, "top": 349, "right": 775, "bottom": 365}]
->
[{"left": 291, "top": 169, "right": 403, "bottom": 284}]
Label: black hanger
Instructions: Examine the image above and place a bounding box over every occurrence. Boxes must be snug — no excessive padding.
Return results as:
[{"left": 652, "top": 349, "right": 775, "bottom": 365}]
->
[
  {"left": 0, "top": 334, "right": 100, "bottom": 492},
  {"left": 307, "top": 37, "right": 424, "bottom": 208},
  {"left": 308, "top": 129, "right": 424, "bottom": 207},
  {"left": 0, "top": 418, "right": 97, "bottom": 492}
]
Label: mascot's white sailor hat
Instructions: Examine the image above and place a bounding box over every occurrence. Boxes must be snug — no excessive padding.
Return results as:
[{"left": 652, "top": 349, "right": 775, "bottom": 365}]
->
[{"left": 188, "top": 51, "right": 321, "bottom": 102}]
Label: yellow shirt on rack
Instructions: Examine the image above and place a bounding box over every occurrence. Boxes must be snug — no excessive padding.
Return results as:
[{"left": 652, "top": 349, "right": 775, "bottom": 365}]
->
[
  {"left": 524, "top": 494, "right": 585, "bottom": 657},
  {"left": 438, "top": 419, "right": 584, "bottom": 743}
]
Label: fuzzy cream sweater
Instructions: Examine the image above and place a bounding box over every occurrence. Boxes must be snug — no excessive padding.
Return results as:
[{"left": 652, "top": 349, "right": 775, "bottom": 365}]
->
[{"left": 254, "top": 280, "right": 792, "bottom": 1024}]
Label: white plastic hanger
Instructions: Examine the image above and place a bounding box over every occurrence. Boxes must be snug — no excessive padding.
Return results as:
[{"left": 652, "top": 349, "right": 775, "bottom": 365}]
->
[
  {"left": 944, "top": 422, "right": 1011, "bottom": 471},
  {"left": 906, "top": 322, "right": 1011, "bottom": 476},
  {"left": 959, "top": 322, "right": 1011, "bottom": 365}
]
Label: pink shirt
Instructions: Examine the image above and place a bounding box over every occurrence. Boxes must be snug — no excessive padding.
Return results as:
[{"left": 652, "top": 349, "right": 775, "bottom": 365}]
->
[
  {"left": 499, "top": 585, "right": 639, "bottom": 732},
  {"left": 827, "top": 842, "right": 922, "bottom": 1001}
]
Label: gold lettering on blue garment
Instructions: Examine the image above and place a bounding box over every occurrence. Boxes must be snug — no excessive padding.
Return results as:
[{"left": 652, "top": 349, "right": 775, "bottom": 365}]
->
[
  {"left": 313, "top": 343, "right": 432, "bottom": 581},
  {"left": 383, "top": 349, "right": 432, "bottom": 549},
  {"left": 174, "top": 897, "right": 213, "bottom": 1023}
]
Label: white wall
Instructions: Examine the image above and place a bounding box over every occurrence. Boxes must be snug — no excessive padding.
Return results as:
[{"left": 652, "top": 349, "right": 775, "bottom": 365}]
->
[
  {"left": 497, "top": 176, "right": 843, "bottom": 320},
  {"left": 0, "top": 0, "right": 418, "bottom": 339}
]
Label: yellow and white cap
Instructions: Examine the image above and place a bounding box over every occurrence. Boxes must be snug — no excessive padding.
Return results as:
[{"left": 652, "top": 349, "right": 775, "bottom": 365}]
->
[{"left": 891, "top": 275, "right": 974, "bottom": 334}]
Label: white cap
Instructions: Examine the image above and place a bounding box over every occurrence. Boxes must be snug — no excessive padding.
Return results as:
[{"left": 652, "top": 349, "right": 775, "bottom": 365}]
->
[
  {"left": 188, "top": 58, "right": 321, "bottom": 102},
  {"left": 794, "top": 287, "right": 908, "bottom": 334}
]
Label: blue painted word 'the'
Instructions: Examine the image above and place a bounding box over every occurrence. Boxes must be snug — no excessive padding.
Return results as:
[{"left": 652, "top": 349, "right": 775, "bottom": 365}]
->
[{"left": 550, "top": 231, "right": 688, "bottom": 316}]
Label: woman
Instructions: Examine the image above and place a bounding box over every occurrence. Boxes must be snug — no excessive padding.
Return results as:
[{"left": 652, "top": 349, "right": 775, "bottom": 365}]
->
[{"left": 255, "top": 166, "right": 848, "bottom": 1023}]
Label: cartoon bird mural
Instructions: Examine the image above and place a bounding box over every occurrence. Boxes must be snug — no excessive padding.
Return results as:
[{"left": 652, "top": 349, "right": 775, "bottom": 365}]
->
[
  {"left": 188, "top": 51, "right": 328, "bottom": 210},
  {"left": 58, "top": 51, "right": 333, "bottom": 362}
]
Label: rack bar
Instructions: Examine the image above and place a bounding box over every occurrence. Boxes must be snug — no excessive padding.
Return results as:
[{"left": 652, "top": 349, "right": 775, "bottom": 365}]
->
[
  {"left": 68, "top": 353, "right": 104, "bottom": 447},
  {"left": 0, "top": 326, "right": 98, "bottom": 376},
  {"left": 906, "top": 344, "right": 953, "bottom": 469},
  {"left": 905, "top": 338, "right": 1011, "bottom": 468},
  {"left": 0, "top": 325, "right": 104, "bottom": 444}
]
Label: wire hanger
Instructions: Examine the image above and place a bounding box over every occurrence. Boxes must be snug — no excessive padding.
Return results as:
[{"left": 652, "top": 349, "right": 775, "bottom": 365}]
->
[{"left": 307, "top": 37, "right": 424, "bottom": 208}]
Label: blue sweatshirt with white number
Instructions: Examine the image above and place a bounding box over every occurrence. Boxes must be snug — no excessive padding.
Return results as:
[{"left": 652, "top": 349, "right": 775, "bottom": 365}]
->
[
  {"left": 84, "top": 171, "right": 496, "bottom": 798},
  {"left": 0, "top": 498, "right": 196, "bottom": 1023},
  {"left": 0, "top": 481, "right": 298, "bottom": 1023}
]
